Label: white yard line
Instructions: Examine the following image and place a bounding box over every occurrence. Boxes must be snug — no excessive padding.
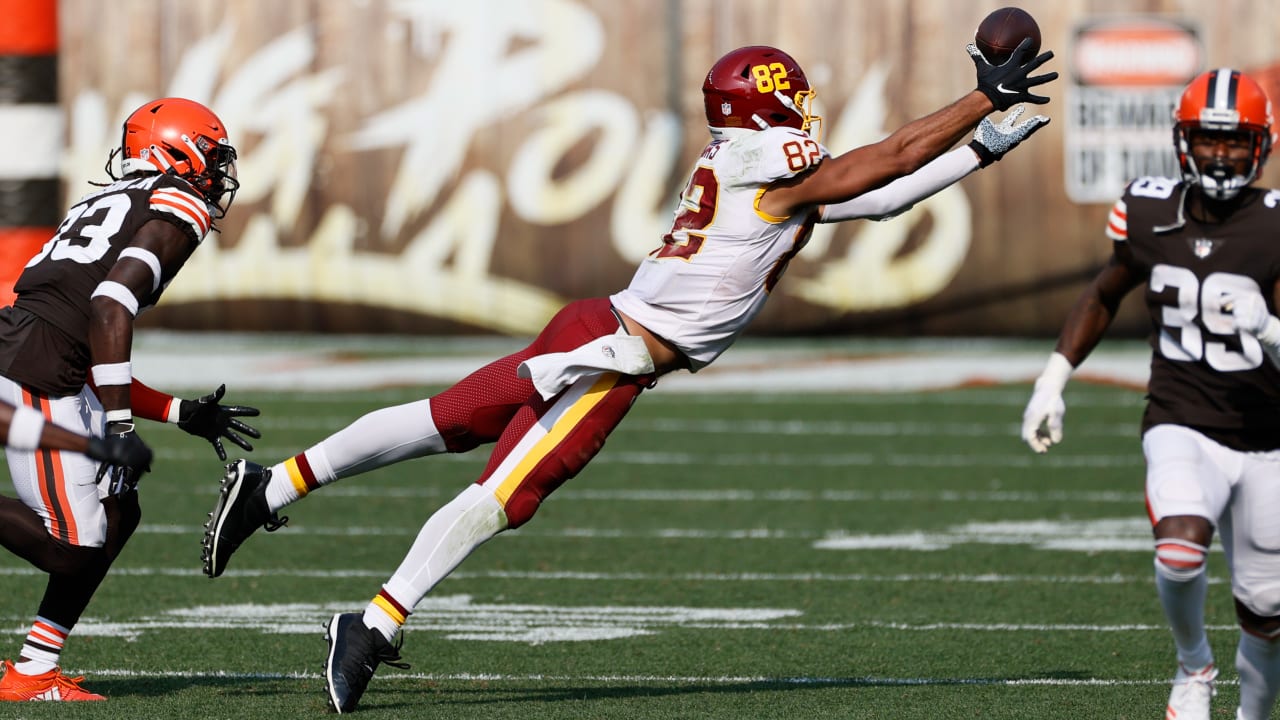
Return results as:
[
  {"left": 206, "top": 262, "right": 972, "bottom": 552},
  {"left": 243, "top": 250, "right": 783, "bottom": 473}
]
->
[
  {"left": 60, "top": 667, "right": 1234, "bottom": 687},
  {"left": 130, "top": 332, "right": 1152, "bottom": 393},
  {"left": 156, "top": 447, "right": 1142, "bottom": 467},
  {"left": 154, "top": 486, "right": 1143, "bottom": 504},
  {"left": 0, "top": 567, "right": 1203, "bottom": 584}
]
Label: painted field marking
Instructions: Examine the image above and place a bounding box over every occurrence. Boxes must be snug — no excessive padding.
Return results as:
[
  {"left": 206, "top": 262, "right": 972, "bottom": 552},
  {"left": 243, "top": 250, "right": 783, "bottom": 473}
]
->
[
  {"left": 20, "top": 597, "right": 801, "bottom": 643},
  {"left": 147, "top": 485, "right": 1146, "bottom": 505},
  {"left": 67, "top": 667, "right": 1230, "bottom": 687},
  {"left": 122, "top": 513, "right": 1158, "bottom": 553},
  {"left": 4, "top": 597, "right": 1240, "bottom": 644},
  {"left": 155, "top": 447, "right": 1145, "bottom": 468},
  {"left": 815, "top": 516, "right": 1159, "bottom": 552},
  {"left": 248, "top": 415, "right": 1138, "bottom": 438},
  {"left": 0, "top": 567, "right": 1217, "bottom": 585}
]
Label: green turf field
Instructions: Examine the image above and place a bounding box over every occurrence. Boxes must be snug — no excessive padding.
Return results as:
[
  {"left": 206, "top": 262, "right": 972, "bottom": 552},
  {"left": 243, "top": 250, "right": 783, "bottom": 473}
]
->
[{"left": 0, "top": 380, "right": 1250, "bottom": 718}]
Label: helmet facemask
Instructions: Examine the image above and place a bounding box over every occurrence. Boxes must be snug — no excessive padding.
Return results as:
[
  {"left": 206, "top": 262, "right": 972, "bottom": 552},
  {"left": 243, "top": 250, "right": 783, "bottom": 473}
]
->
[
  {"left": 1175, "top": 123, "right": 1269, "bottom": 201},
  {"left": 195, "top": 141, "right": 239, "bottom": 219}
]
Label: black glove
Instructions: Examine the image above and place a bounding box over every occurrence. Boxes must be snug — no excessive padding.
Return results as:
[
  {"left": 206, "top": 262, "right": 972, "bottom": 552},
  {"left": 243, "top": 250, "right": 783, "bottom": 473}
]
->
[
  {"left": 968, "top": 38, "right": 1057, "bottom": 111},
  {"left": 94, "top": 421, "right": 151, "bottom": 495},
  {"left": 177, "top": 384, "right": 261, "bottom": 461},
  {"left": 967, "top": 105, "right": 1051, "bottom": 167}
]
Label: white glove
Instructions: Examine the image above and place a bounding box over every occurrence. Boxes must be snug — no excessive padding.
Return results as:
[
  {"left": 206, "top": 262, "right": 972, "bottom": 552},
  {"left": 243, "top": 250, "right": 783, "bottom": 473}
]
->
[
  {"left": 1021, "top": 353, "right": 1073, "bottom": 454},
  {"left": 967, "top": 105, "right": 1051, "bottom": 167},
  {"left": 1224, "top": 292, "right": 1280, "bottom": 339}
]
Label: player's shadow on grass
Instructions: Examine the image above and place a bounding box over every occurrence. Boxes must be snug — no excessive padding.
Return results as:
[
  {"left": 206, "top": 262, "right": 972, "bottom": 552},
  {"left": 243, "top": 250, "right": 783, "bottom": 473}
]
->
[
  {"left": 86, "top": 676, "right": 325, "bottom": 701},
  {"left": 430, "top": 670, "right": 1101, "bottom": 706}
]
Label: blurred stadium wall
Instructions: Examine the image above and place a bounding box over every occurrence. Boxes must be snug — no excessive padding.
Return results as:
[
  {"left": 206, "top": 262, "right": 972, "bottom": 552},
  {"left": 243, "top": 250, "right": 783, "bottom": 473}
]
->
[
  {"left": 38, "top": 0, "right": 1280, "bottom": 338},
  {"left": 0, "top": 0, "right": 59, "bottom": 307}
]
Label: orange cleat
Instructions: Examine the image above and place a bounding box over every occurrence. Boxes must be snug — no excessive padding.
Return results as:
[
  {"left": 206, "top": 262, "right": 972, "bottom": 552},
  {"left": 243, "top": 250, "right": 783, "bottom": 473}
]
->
[{"left": 0, "top": 660, "right": 105, "bottom": 701}]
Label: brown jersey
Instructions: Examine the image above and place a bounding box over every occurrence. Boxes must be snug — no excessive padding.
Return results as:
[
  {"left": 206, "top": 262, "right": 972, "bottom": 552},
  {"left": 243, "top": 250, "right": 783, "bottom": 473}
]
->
[
  {"left": 1108, "top": 176, "right": 1280, "bottom": 451},
  {"left": 0, "top": 173, "right": 211, "bottom": 395}
]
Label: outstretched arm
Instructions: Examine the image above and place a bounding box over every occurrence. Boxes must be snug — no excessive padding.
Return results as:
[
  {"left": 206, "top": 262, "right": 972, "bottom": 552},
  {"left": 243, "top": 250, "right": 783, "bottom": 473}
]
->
[
  {"left": 88, "top": 219, "right": 194, "bottom": 427},
  {"left": 817, "top": 104, "right": 1050, "bottom": 223},
  {"left": 763, "top": 39, "right": 1056, "bottom": 219},
  {"left": 127, "top": 378, "right": 261, "bottom": 461}
]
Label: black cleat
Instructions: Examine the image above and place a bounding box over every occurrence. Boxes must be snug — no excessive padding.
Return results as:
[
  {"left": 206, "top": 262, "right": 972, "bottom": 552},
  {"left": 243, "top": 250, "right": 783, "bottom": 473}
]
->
[
  {"left": 201, "top": 459, "right": 287, "bottom": 578},
  {"left": 323, "top": 612, "right": 409, "bottom": 713}
]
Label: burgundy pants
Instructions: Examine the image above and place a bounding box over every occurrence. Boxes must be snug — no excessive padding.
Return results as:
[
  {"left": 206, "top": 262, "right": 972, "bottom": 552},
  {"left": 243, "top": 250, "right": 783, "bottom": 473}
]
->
[{"left": 429, "top": 297, "right": 654, "bottom": 527}]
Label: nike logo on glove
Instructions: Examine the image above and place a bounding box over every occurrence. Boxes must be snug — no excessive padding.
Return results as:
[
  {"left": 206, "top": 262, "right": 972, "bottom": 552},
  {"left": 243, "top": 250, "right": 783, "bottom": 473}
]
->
[{"left": 996, "top": 83, "right": 1019, "bottom": 94}]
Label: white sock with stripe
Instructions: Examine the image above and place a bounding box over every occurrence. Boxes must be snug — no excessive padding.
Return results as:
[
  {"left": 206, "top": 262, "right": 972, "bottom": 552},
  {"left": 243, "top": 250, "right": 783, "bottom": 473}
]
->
[
  {"left": 265, "top": 399, "right": 446, "bottom": 513},
  {"left": 359, "top": 484, "right": 506, "bottom": 641},
  {"left": 15, "top": 616, "right": 68, "bottom": 675}
]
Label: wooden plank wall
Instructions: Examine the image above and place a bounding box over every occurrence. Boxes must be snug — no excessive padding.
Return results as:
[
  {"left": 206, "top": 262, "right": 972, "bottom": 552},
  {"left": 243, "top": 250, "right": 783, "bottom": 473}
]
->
[{"left": 52, "top": 0, "right": 1280, "bottom": 337}]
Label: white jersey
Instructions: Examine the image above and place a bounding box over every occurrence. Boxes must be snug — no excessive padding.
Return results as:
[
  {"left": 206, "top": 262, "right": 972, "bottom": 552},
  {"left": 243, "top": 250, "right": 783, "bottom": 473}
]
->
[{"left": 611, "top": 126, "right": 829, "bottom": 371}]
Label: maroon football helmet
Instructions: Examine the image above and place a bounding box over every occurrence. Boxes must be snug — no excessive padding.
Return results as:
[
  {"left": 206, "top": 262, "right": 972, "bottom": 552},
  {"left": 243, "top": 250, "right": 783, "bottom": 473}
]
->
[{"left": 702, "top": 46, "right": 819, "bottom": 137}]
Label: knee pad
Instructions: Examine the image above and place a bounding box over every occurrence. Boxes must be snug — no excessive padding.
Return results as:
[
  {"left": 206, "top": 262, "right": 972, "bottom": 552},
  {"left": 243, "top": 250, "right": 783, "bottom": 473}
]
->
[
  {"left": 1235, "top": 597, "right": 1280, "bottom": 639},
  {"left": 1155, "top": 539, "right": 1208, "bottom": 582}
]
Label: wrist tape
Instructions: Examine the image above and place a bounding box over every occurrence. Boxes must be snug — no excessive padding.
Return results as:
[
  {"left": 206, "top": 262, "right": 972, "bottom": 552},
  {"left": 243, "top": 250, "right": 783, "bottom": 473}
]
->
[
  {"left": 91, "top": 361, "right": 132, "bottom": 387},
  {"left": 1036, "top": 352, "right": 1074, "bottom": 394}
]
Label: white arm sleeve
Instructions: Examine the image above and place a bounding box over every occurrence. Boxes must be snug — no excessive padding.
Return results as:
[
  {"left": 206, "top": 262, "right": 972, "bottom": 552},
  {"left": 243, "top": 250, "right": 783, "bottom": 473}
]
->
[{"left": 818, "top": 147, "right": 980, "bottom": 223}]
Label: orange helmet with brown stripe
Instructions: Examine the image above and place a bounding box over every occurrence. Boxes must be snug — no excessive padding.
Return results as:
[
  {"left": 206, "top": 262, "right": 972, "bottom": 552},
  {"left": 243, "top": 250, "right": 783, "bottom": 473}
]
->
[
  {"left": 1173, "top": 68, "right": 1276, "bottom": 200},
  {"left": 112, "top": 97, "right": 239, "bottom": 218}
]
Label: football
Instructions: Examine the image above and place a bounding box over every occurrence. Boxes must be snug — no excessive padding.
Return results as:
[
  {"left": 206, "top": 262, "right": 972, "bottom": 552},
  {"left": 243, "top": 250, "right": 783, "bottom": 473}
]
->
[{"left": 974, "top": 7, "right": 1041, "bottom": 65}]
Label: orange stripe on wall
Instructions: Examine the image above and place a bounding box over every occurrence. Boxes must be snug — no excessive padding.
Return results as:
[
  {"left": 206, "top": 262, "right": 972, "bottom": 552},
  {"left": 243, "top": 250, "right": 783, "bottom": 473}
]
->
[
  {"left": 0, "top": 228, "right": 50, "bottom": 307},
  {"left": 0, "top": 0, "right": 57, "bottom": 55}
]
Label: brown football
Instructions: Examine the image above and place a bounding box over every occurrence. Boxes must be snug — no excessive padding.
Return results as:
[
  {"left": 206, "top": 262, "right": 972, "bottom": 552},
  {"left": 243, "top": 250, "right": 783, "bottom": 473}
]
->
[{"left": 975, "top": 7, "right": 1041, "bottom": 65}]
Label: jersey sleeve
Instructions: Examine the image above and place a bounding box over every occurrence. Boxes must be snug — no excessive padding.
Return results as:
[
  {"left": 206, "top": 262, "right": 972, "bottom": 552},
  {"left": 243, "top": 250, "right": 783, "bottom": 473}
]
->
[
  {"left": 1105, "top": 196, "right": 1128, "bottom": 242},
  {"left": 148, "top": 177, "right": 212, "bottom": 242},
  {"left": 723, "top": 127, "right": 830, "bottom": 186}
]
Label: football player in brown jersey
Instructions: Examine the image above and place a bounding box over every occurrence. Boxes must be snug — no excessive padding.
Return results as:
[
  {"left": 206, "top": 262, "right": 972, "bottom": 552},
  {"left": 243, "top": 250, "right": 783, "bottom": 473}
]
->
[
  {"left": 201, "top": 40, "right": 1057, "bottom": 714},
  {"left": 0, "top": 98, "right": 260, "bottom": 701},
  {"left": 1022, "top": 69, "right": 1280, "bottom": 720}
]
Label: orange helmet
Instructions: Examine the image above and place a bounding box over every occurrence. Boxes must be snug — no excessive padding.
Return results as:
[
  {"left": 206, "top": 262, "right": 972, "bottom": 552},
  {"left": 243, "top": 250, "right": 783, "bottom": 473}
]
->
[
  {"left": 113, "top": 97, "right": 239, "bottom": 217},
  {"left": 702, "top": 46, "right": 820, "bottom": 138},
  {"left": 1173, "top": 68, "right": 1276, "bottom": 200}
]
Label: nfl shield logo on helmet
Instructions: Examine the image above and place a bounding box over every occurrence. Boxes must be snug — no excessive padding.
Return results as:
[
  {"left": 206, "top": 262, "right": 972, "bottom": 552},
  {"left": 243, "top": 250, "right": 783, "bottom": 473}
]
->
[{"left": 721, "top": 101, "right": 732, "bottom": 116}]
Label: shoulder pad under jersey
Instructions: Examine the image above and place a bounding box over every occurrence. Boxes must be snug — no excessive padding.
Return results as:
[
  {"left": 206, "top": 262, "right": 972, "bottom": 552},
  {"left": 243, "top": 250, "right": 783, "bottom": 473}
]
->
[
  {"left": 1107, "top": 176, "right": 1184, "bottom": 241},
  {"left": 715, "top": 126, "right": 831, "bottom": 187},
  {"left": 149, "top": 175, "right": 213, "bottom": 241}
]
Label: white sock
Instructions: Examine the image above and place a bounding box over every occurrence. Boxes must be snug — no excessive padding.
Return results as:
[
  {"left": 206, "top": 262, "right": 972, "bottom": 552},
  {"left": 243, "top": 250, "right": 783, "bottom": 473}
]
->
[
  {"left": 15, "top": 617, "right": 68, "bottom": 675},
  {"left": 1155, "top": 558, "right": 1213, "bottom": 670},
  {"left": 1237, "top": 631, "right": 1280, "bottom": 720},
  {"left": 368, "top": 484, "right": 506, "bottom": 637},
  {"left": 264, "top": 399, "right": 446, "bottom": 513},
  {"left": 363, "top": 584, "right": 411, "bottom": 643}
]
